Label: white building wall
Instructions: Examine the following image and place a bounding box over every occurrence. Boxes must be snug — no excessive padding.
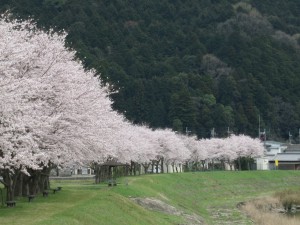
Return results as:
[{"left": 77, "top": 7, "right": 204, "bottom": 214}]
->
[
  {"left": 256, "top": 158, "right": 269, "bottom": 170},
  {"left": 140, "top": 163, "right": 183, "bottom": 174}
]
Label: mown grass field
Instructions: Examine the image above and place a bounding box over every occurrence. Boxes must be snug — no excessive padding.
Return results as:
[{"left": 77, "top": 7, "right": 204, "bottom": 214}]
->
[{"left": 1, "top": 170, "right": 300, "bottom": 225}]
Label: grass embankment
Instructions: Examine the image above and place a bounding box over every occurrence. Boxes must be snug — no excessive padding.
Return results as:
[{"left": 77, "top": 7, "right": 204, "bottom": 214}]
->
[{"left": 0, "top": 170, "right": 300, "bottom": 225}]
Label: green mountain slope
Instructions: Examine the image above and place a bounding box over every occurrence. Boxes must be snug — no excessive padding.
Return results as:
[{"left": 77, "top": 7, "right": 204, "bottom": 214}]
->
[{"left": 1, "top": 0, "right": 300, "bottom": 139}]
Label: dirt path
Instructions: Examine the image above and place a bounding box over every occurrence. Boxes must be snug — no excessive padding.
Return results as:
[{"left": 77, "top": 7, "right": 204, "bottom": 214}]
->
[{"left": 131, "top": 197, "right": 206, "bottom": 225}]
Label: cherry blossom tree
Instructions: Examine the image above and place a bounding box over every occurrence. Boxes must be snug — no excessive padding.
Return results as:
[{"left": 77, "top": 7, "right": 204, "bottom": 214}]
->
[
  {"left": 0, "top": 15, "right": 122, "bottom": 200},
  {"left": 228, "top": 134, "right": 264, "bottom": 170},
  {"left": 91, "top": 122, "right": 154, "bottom": 182},
  {"left": 187, "top": 135, "right": 264, "bottom": 171},
  {"left": 186, "top": 137, "right": 209, "bottom": 171},
  {"left": 153, "top": 129, "right": 191, "bottom": 173}
]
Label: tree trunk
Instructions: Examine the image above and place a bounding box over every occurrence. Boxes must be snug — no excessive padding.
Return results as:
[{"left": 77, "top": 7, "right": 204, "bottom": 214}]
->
[
  {"left": 130, "top": 161, "right": 135, "bottom": 176},
  {"left": 133, "top": 163, "right": 136, "bottom": 176},
  {"left": 247, "top": 158, "right": 250, "bottom": 171},
  {"left": 142, "top": 163, "right": 150, "bottom": 174},
  {"left": 95, "top": 165, "right": 100, "bottom": 184},
  {"left": 109, "top": 166, "right": 113, "bottom": 180},
  {"left": 129, "top": 161, "right": 136, "bottom": 176},
  {"left": 138, "top": 164, "right": 141, "bottom": 175},
  {"left": 160, "top": 158, "right": 164, "bottom": 174},
  {"left": 125, "top": 165, "right": 130, "bottom": 176},
  {"left": 184, "top": 161, "right": 189, "bottom": 172},
  {"left": 2, "top": 169, "right": 20, "bottom": 202},
  {"left": 151, "top": 161, "right": 155, "bottom": 173},
  {"left": 14, "top": 173, "right": 23, "bottom": 197},
  {"left": 38, "top": 167, "right": 51, "bottom": 192},
  {"left": 21, "top": 175, "right": 30, "bottom": 197},
  {"left": 28, "top": 170, "right": 41, "bottom": 195},
  {"left": 201, "top": 160, "right": 205, "bottom": 171},
  {"left": 155, "top": 161, "right": 159, "bottom": 174},
  {"left": 221, "top": 160, "right": 225, "bottom": 170}
]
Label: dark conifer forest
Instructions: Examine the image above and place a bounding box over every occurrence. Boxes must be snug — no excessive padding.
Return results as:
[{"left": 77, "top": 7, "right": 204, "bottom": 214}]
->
[{"left": 1, "top": 0, "right": 300, "bottom": 140}]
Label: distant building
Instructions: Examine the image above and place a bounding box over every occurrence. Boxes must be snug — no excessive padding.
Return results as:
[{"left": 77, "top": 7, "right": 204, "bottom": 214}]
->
[
  {"left": 269, "top": 144, "right": 300, "bottom": 170},
  {"left": 50, "top": 164, "right": 94, "bottom": 177},
  {"left": 256, "top": 141, "right": 300, "bottom": 170},
  {"left": 73, "top": 166, "right": 94, "bottom": 175},
  {"left": 264, "top": 141, "right": 287, "bottom": 155},
  {"left": 256, "top": 141, "right": 287, "bottom": 170}
]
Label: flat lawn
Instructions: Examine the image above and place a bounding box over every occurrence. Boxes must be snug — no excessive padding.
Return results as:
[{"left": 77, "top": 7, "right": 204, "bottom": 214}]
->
[{"left": 1, "top": 170, "right": 300, "bottom": 224}]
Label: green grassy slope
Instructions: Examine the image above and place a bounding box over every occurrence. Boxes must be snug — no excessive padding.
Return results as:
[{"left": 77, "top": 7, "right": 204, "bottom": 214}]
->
[{"left": 1, "top": 171, "right": 300, "bottom": 224}]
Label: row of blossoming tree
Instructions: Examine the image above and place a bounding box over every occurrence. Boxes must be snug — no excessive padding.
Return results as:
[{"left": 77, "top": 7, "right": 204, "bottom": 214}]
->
[{"left": 0, "top": 16, "right": 264, "bottom": 202}]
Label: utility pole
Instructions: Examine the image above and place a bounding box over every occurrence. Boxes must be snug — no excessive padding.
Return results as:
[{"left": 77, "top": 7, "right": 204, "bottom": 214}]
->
[
  {"left": 258, "top": 115, "right": 267, "bottom": 142},
  {"left": 185, "top": 127, "right": 191, "bottom": 136},
  {"left": 258, "top": 114, "right": 261, "bottom": 138},
  {"left": 211, "top": 127, "right": 215, "bottom": 138},
  {"left": 289, "top": 131, "right": 292, "bottom": 144},
  {"left": 227, "top": 127, "right": 231, "bottom": 137}
]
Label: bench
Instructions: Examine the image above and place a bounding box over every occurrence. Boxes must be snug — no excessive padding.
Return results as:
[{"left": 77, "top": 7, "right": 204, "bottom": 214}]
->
[
  {"left": 6, "top": 201, "right": 16, "bottom": 207},
  {"left": 43, "top": 190, "right": 49, "bottom": 197},
  {"left": 28, "top": 195, "right": 35, "bottom": 202},
  {"left": 108, "top": 179, "right": 117, "bottom": 187},
  {"left": 52, "top": 187, "right": 62, "bottom": 194}
]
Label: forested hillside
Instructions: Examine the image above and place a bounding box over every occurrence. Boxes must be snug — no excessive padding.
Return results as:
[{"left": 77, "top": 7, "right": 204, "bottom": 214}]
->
[{"left": 1, "top": 0, "right": 300, "bottom": 140}]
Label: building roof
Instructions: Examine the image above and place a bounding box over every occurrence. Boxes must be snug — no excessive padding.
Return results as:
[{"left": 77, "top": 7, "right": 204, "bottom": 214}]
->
[
  {"left": 270, "top": 153, "right": 300, "bottom": 162},
  {"left": 284, "top": 144, "right": 300, "bottom": 152},
  {"left": 264, "top": 141, "right": 286, "bottom": 146}
]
